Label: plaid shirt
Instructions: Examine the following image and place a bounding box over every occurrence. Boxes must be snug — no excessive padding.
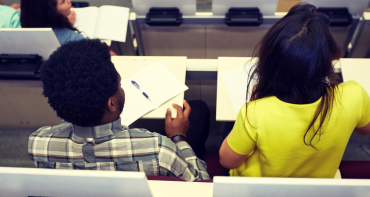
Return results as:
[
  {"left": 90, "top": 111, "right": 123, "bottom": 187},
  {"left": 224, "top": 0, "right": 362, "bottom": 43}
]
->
[{"left": 28, "top": 118, "right": 210, "bottom": 182}]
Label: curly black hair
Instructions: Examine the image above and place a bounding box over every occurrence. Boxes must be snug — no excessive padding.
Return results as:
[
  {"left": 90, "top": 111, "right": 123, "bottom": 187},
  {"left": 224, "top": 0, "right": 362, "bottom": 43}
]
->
[{"left": 40, "top": 39, "right": 118, "bottom": 127}]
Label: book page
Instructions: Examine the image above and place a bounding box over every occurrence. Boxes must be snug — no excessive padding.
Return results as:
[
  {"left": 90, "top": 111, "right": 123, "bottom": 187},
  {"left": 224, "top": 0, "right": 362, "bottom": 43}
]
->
[
  {"left": 94, "top": 6, "right": 129, "bottom": 42},
  {"left": 120, "top": 78, "right": 156, "bottom": 126},
  {"left": 222, "top": 61, "right": 257, "bottom": 112},
  {"left": 72, "top": 7, "right": 99, "bottom": 38},
  {"left": 130, "top": 62, "right": 189, "bottom": 109}
]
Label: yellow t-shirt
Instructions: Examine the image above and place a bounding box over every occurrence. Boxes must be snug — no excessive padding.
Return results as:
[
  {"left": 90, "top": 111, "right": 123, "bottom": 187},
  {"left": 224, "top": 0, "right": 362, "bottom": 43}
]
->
[{"left": 228, "top": 81, "right": 370, "bottom": 178}]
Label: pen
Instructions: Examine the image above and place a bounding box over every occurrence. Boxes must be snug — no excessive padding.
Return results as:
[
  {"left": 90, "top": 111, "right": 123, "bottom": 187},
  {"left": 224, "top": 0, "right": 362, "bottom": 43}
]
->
[{"left": 131, "top": 80, "right": 151, "bottom": 101}]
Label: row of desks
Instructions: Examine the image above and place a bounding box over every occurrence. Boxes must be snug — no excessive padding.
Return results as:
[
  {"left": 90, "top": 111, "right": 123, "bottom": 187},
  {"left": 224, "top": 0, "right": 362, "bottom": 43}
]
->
[
  {"left": 0, "top": 167, "right": 343, "bottom": 197},
  {"left": 0, "top": 56, "right": 368, "bottom": 129}
]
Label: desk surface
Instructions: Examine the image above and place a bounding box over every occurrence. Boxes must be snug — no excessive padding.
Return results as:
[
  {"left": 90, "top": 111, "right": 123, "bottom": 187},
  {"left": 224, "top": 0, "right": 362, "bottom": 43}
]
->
[
  {"left": 340, "top": 58, "right": 370, "bottom": 94},
  {"left": 148, "top": 180, "right": 213, "bottom": 197},
  {"left": 0, "top": 80, "right": 61, "bottom": 129},
  {"left": 111, "top": 56, "right": 187, "bottom": 119},
  {"left": 0, "top": 56, "right": 357, "bottom": 129}
]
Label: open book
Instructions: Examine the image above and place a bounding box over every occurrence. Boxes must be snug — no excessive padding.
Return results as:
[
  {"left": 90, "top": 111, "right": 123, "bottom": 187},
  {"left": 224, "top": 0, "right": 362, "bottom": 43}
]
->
[
  {"left": 222, "top": 60, "right": 258, "bottom": 113},
  {"left": 120, "top": 62, "right": 189, "bottom": 126},
  {"left": 72, "top": 6, "right": 129, "bottom": 42}
]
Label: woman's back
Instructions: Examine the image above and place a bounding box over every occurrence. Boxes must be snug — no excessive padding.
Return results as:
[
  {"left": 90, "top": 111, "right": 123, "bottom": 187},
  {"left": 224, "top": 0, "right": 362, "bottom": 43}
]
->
[
  {"left": 53, "top": 27, "right": 84, "bottom": 45},
  {"left": 219, "top": 4, "right": 370, "bottom": 177},
  {"left": 227, "top": 81, "right": 370, "bottom": 178}
]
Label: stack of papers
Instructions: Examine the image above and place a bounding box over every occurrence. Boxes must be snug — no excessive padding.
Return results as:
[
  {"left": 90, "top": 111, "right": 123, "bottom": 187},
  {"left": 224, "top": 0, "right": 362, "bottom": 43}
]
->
[
  {"left": 222, "top": 60, "right": 257, "bottom": 112},
  {"left": 120, "top": 62, "right": 188, "bottom": 126}
]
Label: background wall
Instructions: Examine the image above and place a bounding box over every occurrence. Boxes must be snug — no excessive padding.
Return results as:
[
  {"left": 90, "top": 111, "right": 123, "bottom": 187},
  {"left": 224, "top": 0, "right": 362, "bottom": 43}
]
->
[{"left": 3, "top": 0, "right": 212, "bottom": 12}]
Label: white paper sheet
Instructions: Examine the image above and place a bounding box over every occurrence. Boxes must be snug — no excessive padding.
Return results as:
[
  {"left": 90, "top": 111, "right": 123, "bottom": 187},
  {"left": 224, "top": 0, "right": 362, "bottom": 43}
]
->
[
  {"left": 72, "top": 7, "right": 99, "bottom": 38},
  {"left": 94, "top": 6, "right": 130, "bottom": 42},
  {"left": 341, "top": 59, "right": 370, "bottom": 95},
  {"left": 222, "top": 61, "right": 257, "bottom": 113},
  {"left": 73, "top": 6, "right": 129, "bottom": 42},
  {"left": 120, "top": 62, "right": 188, "bottom": 126}
]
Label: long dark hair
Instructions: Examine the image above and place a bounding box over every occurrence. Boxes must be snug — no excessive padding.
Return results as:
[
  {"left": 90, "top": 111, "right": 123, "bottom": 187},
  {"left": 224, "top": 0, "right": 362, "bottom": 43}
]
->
[
  {"left": 246, "top": 3, "right": 343, "bottom": 148},
  {"left": 20, "top": 0, "right": 78, "bottom": 31}
]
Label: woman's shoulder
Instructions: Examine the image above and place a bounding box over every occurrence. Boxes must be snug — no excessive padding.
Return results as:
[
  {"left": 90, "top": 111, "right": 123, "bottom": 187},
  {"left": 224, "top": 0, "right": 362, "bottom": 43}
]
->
[
  {"left": 52, "top": 27, "right": 84, "bottom": 45},
  {"left": 339, "top": 80, "right": 362, "bottom": 88},
  {"left": 337, "top": 80, "right": 364, "bottom": 96}
]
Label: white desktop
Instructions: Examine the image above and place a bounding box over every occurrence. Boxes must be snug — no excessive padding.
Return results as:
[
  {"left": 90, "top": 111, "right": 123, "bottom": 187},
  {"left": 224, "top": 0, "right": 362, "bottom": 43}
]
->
[
  {"left": 0, "top": 28, "right": 60, "bottom": 60},
  {"left": 213, "top": 176, "right": 370, "bottom": 197},
  {"left": 0, "top": 167, "right": 153, "bottom": 197}
]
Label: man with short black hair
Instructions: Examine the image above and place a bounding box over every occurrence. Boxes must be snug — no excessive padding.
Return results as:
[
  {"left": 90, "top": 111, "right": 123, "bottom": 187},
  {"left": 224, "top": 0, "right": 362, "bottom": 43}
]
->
[{"left": 28, "top": 39, "right": 210, "bottom": 181}]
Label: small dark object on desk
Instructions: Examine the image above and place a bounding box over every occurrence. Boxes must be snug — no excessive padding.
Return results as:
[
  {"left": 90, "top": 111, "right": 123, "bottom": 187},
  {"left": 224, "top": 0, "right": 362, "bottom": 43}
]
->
[{"left": 0, "top": 54, "right": 42, "bottom": 80}]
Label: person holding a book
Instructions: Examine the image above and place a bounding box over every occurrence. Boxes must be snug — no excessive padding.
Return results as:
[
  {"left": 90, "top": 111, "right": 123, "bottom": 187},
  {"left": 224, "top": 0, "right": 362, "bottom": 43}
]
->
[
  {"left": 28, "top": 38, "right": 210, "bottom": 182},
  {"left": 20, "top": 0, "right": 84, "bottom": 45},
  {"left": 219, "top": 3, "right": 370, "bottom": 178},
  {"left": 0, "top": 0, "right": 21, "bottom": 28}
]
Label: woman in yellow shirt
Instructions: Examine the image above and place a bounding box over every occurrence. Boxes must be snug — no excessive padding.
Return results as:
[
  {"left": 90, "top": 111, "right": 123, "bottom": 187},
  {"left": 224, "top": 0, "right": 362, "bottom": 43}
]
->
[{"left": 219, "top": 3, "right": 370, "bottom": 178}]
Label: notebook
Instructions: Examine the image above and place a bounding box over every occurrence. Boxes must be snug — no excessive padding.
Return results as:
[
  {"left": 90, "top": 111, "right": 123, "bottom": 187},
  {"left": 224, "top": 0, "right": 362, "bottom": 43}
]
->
[
  {"left": 120, "top": 62, "right": 188, "bottom": 126},
  {"left": 72, "top": 6, "right": 129, "bottom": 42},
  {"left": 222, "top": 60, "right": 258, "bottom": 113}
]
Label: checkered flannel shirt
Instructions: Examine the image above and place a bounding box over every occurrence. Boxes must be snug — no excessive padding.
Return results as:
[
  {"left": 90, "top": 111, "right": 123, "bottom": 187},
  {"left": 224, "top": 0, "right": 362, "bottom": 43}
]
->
[{"left": 28, "top": 118, "right": 210, "bottom": 182}]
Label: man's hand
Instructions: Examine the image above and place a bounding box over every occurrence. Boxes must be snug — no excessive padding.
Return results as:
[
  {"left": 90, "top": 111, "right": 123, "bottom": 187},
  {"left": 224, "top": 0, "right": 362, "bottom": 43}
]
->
[
  {"left": 165, "top": 100, "right": 191, "bottom": 138},
  {"left": 67, "top": 11, "right": 76, "bottom": 25}
]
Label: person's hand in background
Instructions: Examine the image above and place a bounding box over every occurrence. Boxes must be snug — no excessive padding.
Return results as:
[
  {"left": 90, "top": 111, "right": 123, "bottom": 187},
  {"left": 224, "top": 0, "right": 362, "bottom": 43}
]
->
[
  {"left": 10, "top": 3, "right": 20, "bottom": 9},
  {"left": 67, "top": 11, "right": 76, "bottom": 25},
  {"left": 110, "top": 50, "right": 117, "bottom": 56}
]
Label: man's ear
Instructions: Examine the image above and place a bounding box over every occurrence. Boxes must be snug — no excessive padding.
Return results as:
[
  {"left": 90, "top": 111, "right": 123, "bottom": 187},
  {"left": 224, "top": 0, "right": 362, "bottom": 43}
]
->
[{"left": 107, "top": 96, "right": 117, "bottom": 112}]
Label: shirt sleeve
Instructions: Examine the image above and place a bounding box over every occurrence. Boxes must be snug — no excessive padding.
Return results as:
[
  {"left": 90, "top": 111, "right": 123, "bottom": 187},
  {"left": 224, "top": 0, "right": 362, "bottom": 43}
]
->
[
  {"left": 227, "top": 103, "right": 257, "bottom": 155},
  {"left": 357, "top": 84, "right": 370, "bottom": 128},
  {"left": 72, "top": 32, "right": 85, "bottom": 41},
  {"left": 157, "top": 136, "right": 210, "bottom": 182},
  {"left": 10, "top": 9, "right": 21, "bottom": 28}
]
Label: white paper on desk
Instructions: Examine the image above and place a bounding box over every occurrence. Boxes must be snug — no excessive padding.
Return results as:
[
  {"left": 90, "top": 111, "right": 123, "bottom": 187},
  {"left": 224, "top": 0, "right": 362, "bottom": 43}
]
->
[
  {"left": 222, "top": 62, "right": 257, "bottom": 113},
  {"left": 341, "top": 62, "right": 370, "bottom": 95},
  {"left": 73, "top": 6, "right": 129, "bottom": 42},
  {"left": 120, "top": 62, "right": 189, "bottom": 126}
]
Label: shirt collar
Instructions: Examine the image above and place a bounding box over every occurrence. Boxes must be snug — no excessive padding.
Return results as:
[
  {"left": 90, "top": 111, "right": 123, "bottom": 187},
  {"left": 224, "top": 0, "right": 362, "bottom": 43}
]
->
[{"left": 72, "top": 118, "right": 127, "bottom": 138}]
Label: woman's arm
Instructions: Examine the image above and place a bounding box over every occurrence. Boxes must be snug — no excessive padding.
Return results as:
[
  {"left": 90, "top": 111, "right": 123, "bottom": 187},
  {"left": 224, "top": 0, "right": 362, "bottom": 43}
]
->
[{"left": 219, "top": 133, "right": 249, "bottom": 169}]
